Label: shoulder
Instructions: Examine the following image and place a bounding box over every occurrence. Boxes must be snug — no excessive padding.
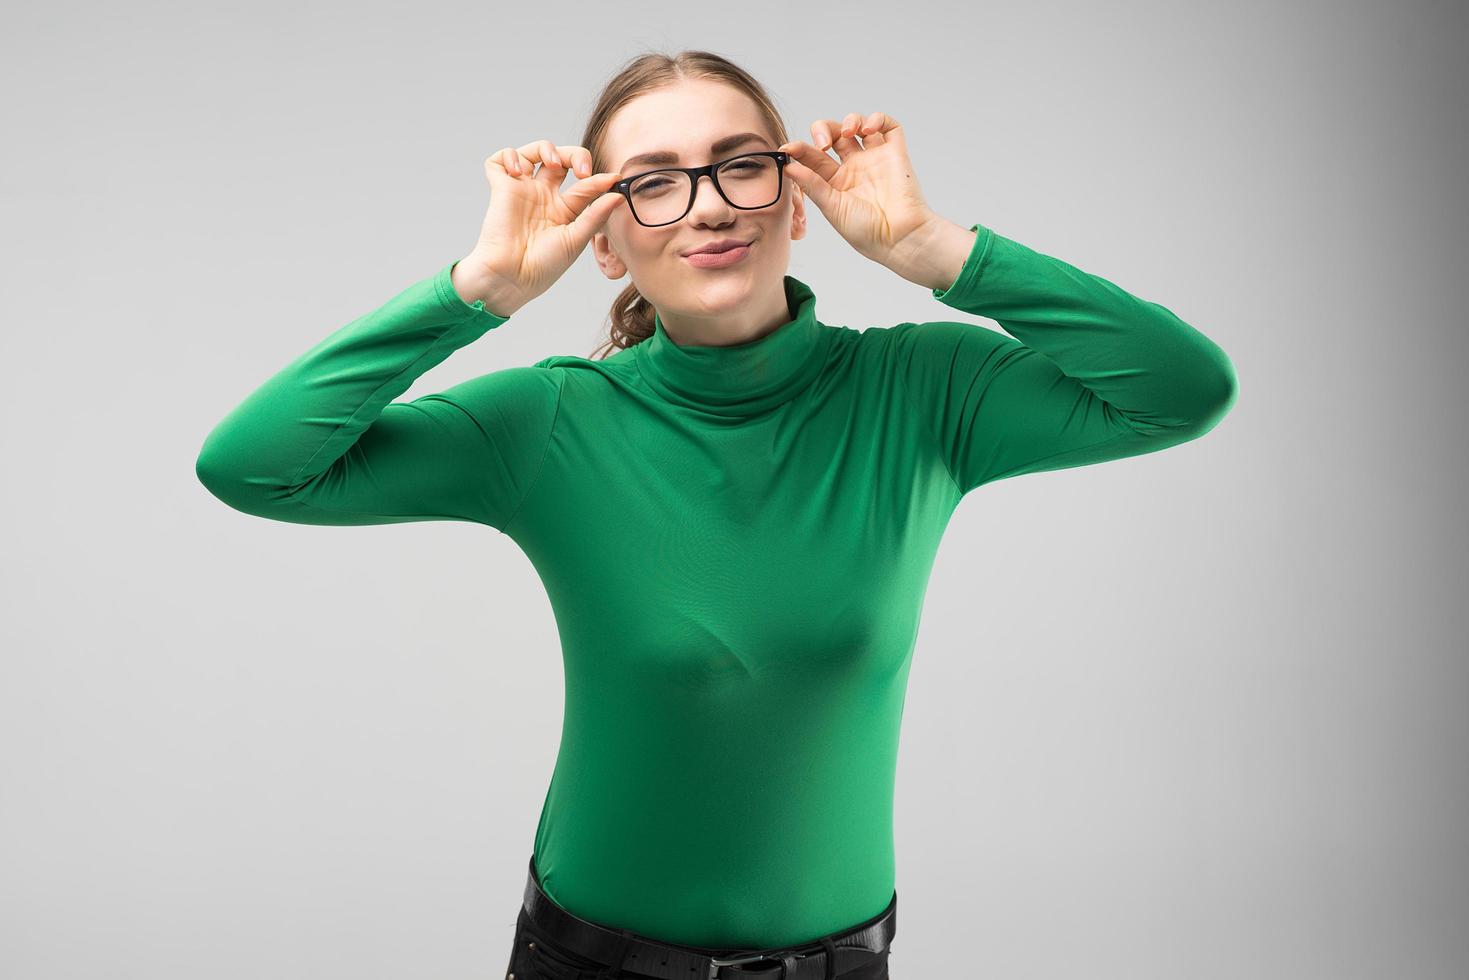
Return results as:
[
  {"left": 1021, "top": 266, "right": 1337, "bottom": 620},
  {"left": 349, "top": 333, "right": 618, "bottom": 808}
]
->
[
  {"left": 430, "top": 346, "right": 642, "bottom": 430},
  {"left": 857, "top": 318, "right": 1019, "bottom": 371},
  {"left": 530, "top": 344, "right": 640, "bottom": 388},
  {"left": 532, "top": 345, "right": 635, "bottom": 373},
  {"left": 436, "top": 361, "right": 562, "bottom": 403}
]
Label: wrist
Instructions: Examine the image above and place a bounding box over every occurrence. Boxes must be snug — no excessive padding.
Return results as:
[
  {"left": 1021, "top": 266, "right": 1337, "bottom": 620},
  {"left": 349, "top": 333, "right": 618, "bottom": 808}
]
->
[
  {"left": 450, "top": 257, "right": 525, "bottom": 318},
  {"left": 889, "top": 216, "right": 978, "bottom": 293}
]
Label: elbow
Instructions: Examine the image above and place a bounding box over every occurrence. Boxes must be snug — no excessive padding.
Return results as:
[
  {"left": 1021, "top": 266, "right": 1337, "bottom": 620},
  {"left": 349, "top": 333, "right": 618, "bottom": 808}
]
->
[
  {"left": 1127, "top": 355, "right": 1237, "bottom": 441},
  {"left": 195, "top": 443, "right": 249, "bottom": 513},
  {"left": 1170, "top": 318, "right": 1239, "bottom": 434},
  {"left": 1197, "top": 350, "right": 1239, "bottom": 432},
  {"left": 195, "top": 436, "right": 277, "bottom": 516},
  {"left": 1171, "top": 338, "right": 1238, "bottom": 436}
]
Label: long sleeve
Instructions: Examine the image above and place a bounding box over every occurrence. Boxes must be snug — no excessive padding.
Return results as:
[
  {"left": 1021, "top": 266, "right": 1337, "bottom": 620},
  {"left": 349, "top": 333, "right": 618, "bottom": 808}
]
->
[
  {"left": 195, "top": 261, "right": 562, "bottom": 531},
  {"left": 890, "top": 222, "right": 1237, "bottom": 494}
]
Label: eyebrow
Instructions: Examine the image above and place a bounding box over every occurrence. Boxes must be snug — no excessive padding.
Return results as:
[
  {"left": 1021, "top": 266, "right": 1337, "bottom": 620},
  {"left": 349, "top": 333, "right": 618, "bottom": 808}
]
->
[{"left": 619, "top": 132, "right": 771, "bottom": 174}]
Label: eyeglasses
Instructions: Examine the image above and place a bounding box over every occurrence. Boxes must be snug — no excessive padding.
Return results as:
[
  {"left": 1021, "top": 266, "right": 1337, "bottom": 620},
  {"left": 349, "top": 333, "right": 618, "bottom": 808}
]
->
[{"left": 612, "top": 151, "right": 791, "bottom": 228}]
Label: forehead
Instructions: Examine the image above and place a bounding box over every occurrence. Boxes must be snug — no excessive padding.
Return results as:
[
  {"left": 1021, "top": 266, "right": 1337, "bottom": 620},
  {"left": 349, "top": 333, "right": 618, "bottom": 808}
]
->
[{"left": 604, "top": 80, "right": 772, "bottom": 167}]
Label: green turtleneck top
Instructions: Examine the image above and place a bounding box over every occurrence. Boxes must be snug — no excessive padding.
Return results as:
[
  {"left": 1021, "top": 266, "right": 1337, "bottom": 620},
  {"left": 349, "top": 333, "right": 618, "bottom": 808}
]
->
[{"left": 195, "top": 222, "right": 1237, "bottom": 949}]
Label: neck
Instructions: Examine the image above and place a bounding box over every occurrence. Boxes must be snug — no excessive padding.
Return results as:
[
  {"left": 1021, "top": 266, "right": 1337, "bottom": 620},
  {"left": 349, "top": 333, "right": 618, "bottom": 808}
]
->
[
  {"left": 655, "top": 283, "right": 791, "bottom": 349},
  {"left": 635, "top": 274, "right": 829, "bottom": 418}
]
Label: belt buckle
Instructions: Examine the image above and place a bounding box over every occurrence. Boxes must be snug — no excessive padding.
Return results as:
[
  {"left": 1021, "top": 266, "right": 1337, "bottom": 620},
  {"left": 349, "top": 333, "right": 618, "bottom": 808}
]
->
[{"left": 707, "top": 948, "right": 796, "bottom": 979}]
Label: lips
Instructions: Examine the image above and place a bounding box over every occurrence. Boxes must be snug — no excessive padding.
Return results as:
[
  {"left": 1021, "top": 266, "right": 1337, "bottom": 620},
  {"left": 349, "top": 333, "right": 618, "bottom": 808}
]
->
[
  {"left": 683, "top": 241, "right": 752, "bottom": 268},
  {"left": 683, "top": 238, "right": 752, "bottom": 256}
]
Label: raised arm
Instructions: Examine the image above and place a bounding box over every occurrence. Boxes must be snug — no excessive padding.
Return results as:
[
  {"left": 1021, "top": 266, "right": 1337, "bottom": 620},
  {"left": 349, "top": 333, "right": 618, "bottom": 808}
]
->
[
  {"left": 194, "top": 260, "right": 561, "bottom": 530},
  {"left": 889, "top": 223, "right": 1238, "bottom": 494}
]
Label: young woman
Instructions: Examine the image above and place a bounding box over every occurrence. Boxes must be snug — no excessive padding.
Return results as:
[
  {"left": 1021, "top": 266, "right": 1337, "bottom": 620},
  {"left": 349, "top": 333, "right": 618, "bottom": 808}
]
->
[{"left": 196, "top": 49, "right": 1236, "bottom": 980}]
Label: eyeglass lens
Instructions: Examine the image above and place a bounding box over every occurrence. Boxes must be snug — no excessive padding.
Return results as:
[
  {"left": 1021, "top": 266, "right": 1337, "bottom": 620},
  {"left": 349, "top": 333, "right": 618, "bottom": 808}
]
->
[{"left": 627, "top": 154, "right": 781, "bottom": 226}]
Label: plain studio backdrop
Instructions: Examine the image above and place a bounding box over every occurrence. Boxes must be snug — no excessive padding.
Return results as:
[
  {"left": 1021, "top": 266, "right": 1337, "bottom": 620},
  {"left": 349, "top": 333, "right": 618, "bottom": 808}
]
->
[{"left": 2, "top": 2, "right": 1464, "bottom": 978}]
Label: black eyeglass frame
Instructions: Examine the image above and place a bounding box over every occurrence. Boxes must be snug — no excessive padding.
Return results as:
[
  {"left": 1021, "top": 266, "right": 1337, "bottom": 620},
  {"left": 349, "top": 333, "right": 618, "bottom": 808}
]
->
[{"left": 611, "top": 151, "right": 791, "bottom": 228}]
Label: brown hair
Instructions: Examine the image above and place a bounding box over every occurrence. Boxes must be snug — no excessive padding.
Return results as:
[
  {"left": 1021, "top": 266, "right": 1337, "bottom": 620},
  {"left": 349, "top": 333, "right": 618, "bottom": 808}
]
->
[{"left": 580, "top": 50, "right": 792, "bottom": 360}]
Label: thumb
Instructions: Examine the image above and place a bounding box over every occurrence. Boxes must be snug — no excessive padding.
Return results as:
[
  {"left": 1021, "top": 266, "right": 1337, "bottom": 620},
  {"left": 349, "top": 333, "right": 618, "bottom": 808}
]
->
[
  {"left": 565, "top": 186, "right": 627, "bottom": 252},
  {"left": 782, "top": 158, "right": 837, "bottom": 215}
]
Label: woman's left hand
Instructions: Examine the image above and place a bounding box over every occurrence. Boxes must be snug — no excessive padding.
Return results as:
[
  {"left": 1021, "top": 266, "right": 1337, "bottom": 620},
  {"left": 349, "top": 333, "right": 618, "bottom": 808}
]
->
[{"left": 779, "top": 112, "right": 952, "bottom": 282}]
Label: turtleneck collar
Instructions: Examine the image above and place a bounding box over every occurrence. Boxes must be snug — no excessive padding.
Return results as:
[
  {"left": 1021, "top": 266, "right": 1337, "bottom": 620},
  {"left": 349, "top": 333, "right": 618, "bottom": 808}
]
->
[{"left": 635, "top": 274, "right": 828, "bottom": 417}]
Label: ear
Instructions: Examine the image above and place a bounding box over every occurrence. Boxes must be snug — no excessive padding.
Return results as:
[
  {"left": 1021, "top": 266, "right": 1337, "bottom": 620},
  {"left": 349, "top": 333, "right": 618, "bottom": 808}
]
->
[
  {"left": 790, "top": 185, "right": 807, "bottom": 241},
  {"left": 592, "top": 230, "right": 627, "bottom": 280}
]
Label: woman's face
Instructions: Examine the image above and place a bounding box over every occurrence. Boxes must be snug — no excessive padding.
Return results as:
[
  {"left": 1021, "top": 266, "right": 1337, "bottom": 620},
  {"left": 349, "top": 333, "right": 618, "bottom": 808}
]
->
[{"left": 592, "top": 78, "right": 807, "bottom": 338}]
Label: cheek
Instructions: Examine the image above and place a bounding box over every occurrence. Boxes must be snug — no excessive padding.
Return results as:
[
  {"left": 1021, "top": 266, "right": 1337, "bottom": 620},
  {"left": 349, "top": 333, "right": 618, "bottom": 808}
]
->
[
  {"left": 608, "top": 218, "right": 664, "bottom": 264},
  {"left": 763, "top": 200, "right": 795, "bottom": 232}
]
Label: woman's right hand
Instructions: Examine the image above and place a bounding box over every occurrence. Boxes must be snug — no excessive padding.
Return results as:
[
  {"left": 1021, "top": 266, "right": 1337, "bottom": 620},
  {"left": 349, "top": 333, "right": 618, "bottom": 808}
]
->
[{"left": 453, "top": 139, "right": 626, "bottom": 317}]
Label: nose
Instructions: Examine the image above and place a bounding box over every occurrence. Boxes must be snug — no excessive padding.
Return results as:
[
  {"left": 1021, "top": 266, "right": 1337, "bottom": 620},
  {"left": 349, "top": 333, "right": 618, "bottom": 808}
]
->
[{"left": 685, "top": 170, "right": 735, "bottom": 222}]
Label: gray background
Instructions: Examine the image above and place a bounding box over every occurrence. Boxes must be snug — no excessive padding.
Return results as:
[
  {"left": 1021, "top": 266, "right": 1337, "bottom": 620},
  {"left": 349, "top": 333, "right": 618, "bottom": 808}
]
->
[{"left": 3, "top": 1, "right": 1465, "bottom": 978}]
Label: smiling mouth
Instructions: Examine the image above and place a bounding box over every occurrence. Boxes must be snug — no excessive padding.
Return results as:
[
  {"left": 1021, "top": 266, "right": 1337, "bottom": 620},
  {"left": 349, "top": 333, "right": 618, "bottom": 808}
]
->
[
  {"left": 683, "top": 241, "right": 754, "bottom": 267},
  {"left": 685, "top": 241, "right": 752, "bottom": 256}
]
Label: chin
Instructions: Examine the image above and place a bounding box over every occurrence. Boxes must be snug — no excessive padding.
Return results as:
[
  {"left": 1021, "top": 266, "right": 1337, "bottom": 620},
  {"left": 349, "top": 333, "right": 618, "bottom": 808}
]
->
[{"left": 684, "top": 270, "right": 758, "bottom": 305}]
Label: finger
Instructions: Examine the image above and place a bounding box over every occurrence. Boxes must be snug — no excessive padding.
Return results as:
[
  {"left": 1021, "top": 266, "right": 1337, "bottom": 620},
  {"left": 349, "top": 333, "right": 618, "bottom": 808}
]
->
[
  {"left": 830, "top": 113, "right": 866, "bottom": 161},
  {"left": 559, "top": 170, "right": 624, "bottom": 215},
  {"left": 856, "top": 111, "right": 898, "bottom": 148},
  {"left": 487, "top": 147, "right": 533, "bottom": 180},
  {"left": 564, "top": 178, "right": 629, "bottom": 250},
  {"left": 839, "top": 112, "right": 866, "bottom": 140},
  {"left": 533, "top": 139, "right": 566, "bottom": 185},
  {"left": 556, "top": 145, "right": 595, "bottom": 179},
  {"left": 513, "top": 139, "right": 560, "bottom": 175},
  {"left": 778, "top": 140, "right": 839, "bottom": 183},
  {"left": 486, "top": 148, "right": 515, "bottom": 180},
  {"left": 811, "top": 118, "right": 844, "bottom": 152},
  {"left": 777, "top": 154, "right": 837, "bottom": 216}
]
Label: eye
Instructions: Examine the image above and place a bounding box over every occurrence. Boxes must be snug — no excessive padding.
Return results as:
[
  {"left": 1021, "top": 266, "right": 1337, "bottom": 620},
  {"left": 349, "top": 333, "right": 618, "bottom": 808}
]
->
[
  {"left": 719, "top": 155, "right": 776, "bottom": 178},
  {"left": 630, "top": 175, "right": 677, "bottom": 196}
]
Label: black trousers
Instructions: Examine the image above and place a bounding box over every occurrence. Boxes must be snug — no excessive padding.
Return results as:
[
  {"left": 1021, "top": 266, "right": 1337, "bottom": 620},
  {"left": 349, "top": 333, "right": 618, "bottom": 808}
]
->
[{"left": 504, "top": 857, "right": 894, "bottom": 979}]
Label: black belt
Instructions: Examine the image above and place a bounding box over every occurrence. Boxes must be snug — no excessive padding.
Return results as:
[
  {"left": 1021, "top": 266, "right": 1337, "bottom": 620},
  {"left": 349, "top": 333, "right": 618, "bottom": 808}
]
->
[{"left": 519, "top": 855, "right": 897, "bottom": 980}]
